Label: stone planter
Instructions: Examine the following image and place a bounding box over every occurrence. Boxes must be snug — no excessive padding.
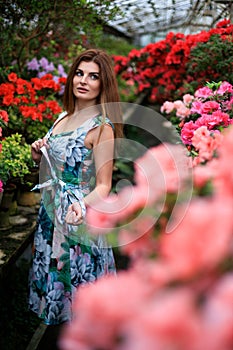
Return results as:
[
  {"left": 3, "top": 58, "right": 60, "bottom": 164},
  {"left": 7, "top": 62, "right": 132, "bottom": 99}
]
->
[
  {"left": 17, "top": 189, "right": 38, "bottom": 206},
  {"left": 17, "top": 167, "right": 39, "bottom": 207}
]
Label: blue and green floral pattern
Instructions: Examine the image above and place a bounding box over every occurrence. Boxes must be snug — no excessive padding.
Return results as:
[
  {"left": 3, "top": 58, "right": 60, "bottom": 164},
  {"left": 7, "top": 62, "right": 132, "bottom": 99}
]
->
[{"left": 29, "top": 113, "right": 116, "bottom": 325}]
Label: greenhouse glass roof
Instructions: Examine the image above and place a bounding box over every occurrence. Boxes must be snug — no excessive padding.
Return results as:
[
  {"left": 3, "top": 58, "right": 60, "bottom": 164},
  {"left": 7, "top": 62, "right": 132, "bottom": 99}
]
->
[{"left": 108, "top": 0, "right": 233, "bottom": 45}]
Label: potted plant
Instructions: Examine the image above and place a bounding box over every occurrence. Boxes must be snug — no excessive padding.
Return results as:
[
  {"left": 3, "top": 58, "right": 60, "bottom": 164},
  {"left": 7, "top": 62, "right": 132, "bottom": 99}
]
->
[{"left": 0, "top": 133, "right": 34, "bottom": 229}]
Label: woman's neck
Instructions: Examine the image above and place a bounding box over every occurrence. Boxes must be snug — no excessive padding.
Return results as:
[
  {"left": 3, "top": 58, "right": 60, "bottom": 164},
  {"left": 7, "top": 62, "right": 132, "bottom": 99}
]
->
[{"left": 75, "top": 101, "right": 101, "bottom": 118}]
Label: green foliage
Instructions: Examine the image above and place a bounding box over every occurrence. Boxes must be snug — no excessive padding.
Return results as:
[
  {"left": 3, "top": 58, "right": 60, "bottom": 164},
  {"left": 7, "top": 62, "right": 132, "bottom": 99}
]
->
[
  {"left": 0, "top": 0, "right": 122, "bottom": 73},
  {"left": 117, "top": 76, "right": 138, "bottom": 102},
  {"left": 0, "top": 133, "right": 34, "bottom": 184},
  {"left": 95, "top": 34, "right": 136, "bottom": 56},
  {"left": 22, "top": 118, "right": 53, "bottom": 144},
  {"left": 185, "top": 34, "right": 233, "bottom": 93}
]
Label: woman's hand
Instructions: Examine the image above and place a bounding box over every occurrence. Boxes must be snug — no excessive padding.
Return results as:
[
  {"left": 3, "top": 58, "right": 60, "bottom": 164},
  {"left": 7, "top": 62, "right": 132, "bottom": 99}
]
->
[
  {"left": 31, "top": 138, "right": 47, "bottom": 164},
  {"left": 65, "top": 201, "right": 83, "bottom": 226}
]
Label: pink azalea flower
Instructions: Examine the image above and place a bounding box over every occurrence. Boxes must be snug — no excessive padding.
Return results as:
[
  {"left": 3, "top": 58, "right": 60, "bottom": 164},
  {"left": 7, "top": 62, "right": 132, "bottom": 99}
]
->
[
  {"left": 196, "top": 111, "right": 231, "bottom": 130},
  {"left": 193, "top": 161, "right": 214, "bottom": 188},
  {"left": 196, "top": 273, "right": 233, "bottom": 350},
  {"left": 160, "top": 101, "right": 175, "bottom": 114},
  {"left": 160, "top": 197, "right": 233, "bottom": 278},
  {"left": 173, "top": 100, "right": 184, "bottom": 109},
  {"left": 118, "top": 216, "right": 157, "bottom": 259},
  {"left": 87, "top": 144, "right": 191, "bottom": 236},
  {"left": 201, "top": 101, "right": 220, "bottom": 114},
  {"left": 190, "top": 100, "right": 204, "bottom": 115},
  {"left": 176, "top": 105, "right": 191, "bottom": 118},
  {"left": 216, "top": 81, "right": 233, "bottom": 95},
  {"left": 122, "top": 288, "right": 200, "bottom": 350},
  {"left": 223, "top": 95, "right": 233, "bottom": 111},
  {"left": 134, "top": 143, "right": 191, "bottom": 197},
  {"left": 211, "top": 110, "right": 231, "bottom": 127},
  {"left": 209, "top": 126, "right": 233, "bottom": 198},
  {"left": 86, "top": 186, "right": 151, "bottom": 234},
  {"left": 192, "top": 127, "right": 223, "bottom": 165},
  {"left": 59, "top": 270, "right": 152, "bottom": 350},
  {"left": 180, "top": 120, "right": 199, "bottom": 144},
  {"left": 0, "top": 179, "right": 3, "bottom": 192},
  {"left": 194, "top": 86, "right": 213, "bottom": 98},
  {"left": 86, "top": 193, "right": 127, "bottom": 234},
  {"left": 183, "top": 93, "right": 194, "bottom": 105}
]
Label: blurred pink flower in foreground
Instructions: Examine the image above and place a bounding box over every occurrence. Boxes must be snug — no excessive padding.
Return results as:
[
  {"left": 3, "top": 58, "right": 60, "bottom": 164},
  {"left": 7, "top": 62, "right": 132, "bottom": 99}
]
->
[
  {"left": 86, "top": 142, "right": 191, "bottom": 236},
  {"left": 134, "top": 143, "right": 191, "bottom": 195},
  {"left": 59, "top": 270, "right": 153, "bottom": 350},
  {"left": 118, "top": 216, "right": 156, "bottom": 259},
  {"left": 60, "top": 92, "right": 233, "bottom": 350},
  {"left": 207, "top": 126, "right": 233, "bottom": 199},
  {"left": 120, "top": 288, "right": 200, "bottom": 350},
  {"left": 160, "top": 197, "right": 233, "bottom": 278}
]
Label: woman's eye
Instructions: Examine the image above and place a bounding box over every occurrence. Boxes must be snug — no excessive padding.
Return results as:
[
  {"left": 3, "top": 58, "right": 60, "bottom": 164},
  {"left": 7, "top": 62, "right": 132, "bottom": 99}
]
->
[
  {"left": 76, "top": 71, "right": 83, "bottom": 77},
  {"left": 90, "top": 74, "right": 99, "bottom": 80}
]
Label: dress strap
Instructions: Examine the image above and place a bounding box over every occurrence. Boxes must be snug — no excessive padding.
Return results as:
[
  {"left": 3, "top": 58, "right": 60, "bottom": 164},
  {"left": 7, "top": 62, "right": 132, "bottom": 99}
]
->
[{"left": 88, "top": 115, "right": 114, "bottom": 131}]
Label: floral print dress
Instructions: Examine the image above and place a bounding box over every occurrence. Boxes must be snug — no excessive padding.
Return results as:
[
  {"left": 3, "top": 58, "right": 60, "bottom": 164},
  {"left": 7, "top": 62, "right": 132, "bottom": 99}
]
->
[{"left": 28, "top": 113, "right": 116, "bottom": 325}]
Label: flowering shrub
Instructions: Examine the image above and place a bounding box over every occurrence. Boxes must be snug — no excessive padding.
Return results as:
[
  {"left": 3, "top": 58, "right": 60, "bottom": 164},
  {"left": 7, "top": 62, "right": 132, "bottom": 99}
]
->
[
  {"left": 60, "top": 122, "right": 233, "bottom": 350},
  {"left": 0, "top": 71, "right": 63, "bottom": 189},
  {"left": 26, "top": 57, "right": 67, "bottom": 95},
  {"left": 161, "top": 81, "right": 233, "bottom": 166},
  {"left": 113, "top": 20, "right": 233, "bottom": 104},
  {"left": 0, "top": 72, "right": 63, "bottom": 143}
]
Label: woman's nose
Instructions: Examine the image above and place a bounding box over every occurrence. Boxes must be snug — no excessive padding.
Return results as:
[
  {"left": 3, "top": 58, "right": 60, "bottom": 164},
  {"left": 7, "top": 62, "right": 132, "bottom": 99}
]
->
[{"left": 80, "top": 74, "right": 87, "bottom": 84}]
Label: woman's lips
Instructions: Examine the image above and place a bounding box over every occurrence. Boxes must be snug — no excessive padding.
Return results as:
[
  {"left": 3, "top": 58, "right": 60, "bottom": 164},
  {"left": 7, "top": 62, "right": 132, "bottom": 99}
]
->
[{"left": 77, "top": 88, "right": 88, "bottom": 93}]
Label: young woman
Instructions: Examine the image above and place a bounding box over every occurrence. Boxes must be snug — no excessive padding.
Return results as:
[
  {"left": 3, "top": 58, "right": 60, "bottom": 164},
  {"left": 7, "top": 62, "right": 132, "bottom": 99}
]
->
[{"left": 29, "top": 49, "right": 123, "bottom": 330}]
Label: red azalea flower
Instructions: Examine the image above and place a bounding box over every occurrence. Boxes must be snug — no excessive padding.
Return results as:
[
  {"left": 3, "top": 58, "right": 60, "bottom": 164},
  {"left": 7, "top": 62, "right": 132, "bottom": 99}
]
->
[
  {"left": 3, "top": 94, "right": 14, "bottom": 105},
  {"left": 0, "top": 83, "right": 15, "bottom": 96},
  {"left": 8, "top": 72, "right": 18, "bottom": 82},
  {"left": 38, "top": 103, "right": 47, "bottom": 113},
  {"left": 46, "top": 100, "right": 62, "bottom": 114},
  {"left": 42, "top": 79, "right": 59, "bottom": 91},
  {"left": 31, "top": 77, "right": 43, "bottom": 90},
  {"left": 216, "top": 19, "right": 231, "bottom": 28},
  {"left": 0, "top": 110, "right": 9, "bottom": 122},
  {"left": 20, "top": 96, "right": 29, "bottom": 104},
  {"left": 16, "top": 84, "right": 26, "bottom": 94},
  {"left": 12, "top": 97, "right": 21, "bottom": 105},
  {"left": 58, "top": 77, "right": 67, "bottom": 84}
]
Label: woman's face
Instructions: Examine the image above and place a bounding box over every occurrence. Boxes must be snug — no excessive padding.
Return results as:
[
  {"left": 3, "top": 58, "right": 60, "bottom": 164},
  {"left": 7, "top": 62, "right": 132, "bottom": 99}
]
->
[{"left": 73, "top": 60, "right": 101, "bottom": 106}]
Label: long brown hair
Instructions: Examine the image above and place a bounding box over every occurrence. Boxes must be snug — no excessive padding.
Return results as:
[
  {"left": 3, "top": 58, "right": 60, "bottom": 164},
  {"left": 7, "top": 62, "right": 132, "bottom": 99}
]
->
[{"left": 63, "top": 49, "right": 123, "bottom": 140}]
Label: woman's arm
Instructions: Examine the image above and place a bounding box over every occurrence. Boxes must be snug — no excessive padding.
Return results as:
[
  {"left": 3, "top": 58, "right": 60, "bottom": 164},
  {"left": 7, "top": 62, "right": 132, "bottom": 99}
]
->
[
  {"left": 85, "top": 124, "right": 114, "bottom": 205},
  {"left": 65, "top": 124, "right": 114, "bottom": 225}
]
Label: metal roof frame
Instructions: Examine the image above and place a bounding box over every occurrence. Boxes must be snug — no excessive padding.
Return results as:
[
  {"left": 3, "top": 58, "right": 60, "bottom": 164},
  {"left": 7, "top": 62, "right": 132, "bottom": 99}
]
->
[{"left": 108, "top": 0, "right": 233, "bottom": 44}]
